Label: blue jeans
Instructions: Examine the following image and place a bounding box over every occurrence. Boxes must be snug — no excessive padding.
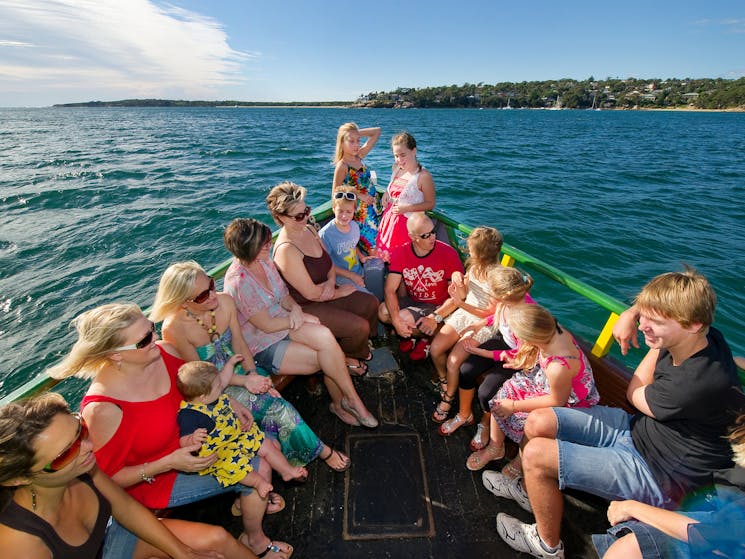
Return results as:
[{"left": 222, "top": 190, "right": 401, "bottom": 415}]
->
[
  {"left": 553, "top": 405, "right": 669, "bottom": 507},
  {"left": 254, "top": 336, "right": 291, "bottom": 374}
]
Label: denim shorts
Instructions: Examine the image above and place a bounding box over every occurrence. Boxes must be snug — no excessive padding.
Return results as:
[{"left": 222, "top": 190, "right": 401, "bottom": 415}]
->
[
  {"left": 102, "top": 463, "right": 257, "bottom": 558},
  {"left": 592, "top": 520, "right": 689, "bottom": 559},
  {"left": 554, "top": 405, "right": 669, "bottom": 507},
  {"left": 254, "top": 336, "right": 291, "bottom": 374},
  {"left": 398, "top": 295, "right": 437, "bottom": 322}
]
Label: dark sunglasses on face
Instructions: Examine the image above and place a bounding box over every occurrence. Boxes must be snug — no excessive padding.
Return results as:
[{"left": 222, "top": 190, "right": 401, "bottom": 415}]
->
[
  {"left": 417, "top": 228, "right": 437, "bottom": 240},
  {"left": 286, "top": 205, "right": 311, "bottom": 222},
  {"left": 113, "top": 320, "right": 156, "bottom": 351},
  {"left": 190, "top": 277, "right": 216, "bottom": 304},
  {"left": 41, "top": 414, "right": 88, "bottom": 473},
  {"left": 333, "top": 191, "right": 357, "bottom": 201}
]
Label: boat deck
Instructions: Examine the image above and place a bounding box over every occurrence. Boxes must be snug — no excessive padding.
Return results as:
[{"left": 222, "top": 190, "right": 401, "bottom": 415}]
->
[{"left": 169, "top": 339, "right": 610, "bottom": 558}]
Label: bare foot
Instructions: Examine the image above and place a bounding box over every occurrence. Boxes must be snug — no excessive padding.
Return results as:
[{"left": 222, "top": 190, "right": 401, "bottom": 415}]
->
[
  {"left": 256, "top": 479, "right": 273, "bottom": 499},
  {"left": 282, "top": 466, "right": 308, "bottom": 483}
]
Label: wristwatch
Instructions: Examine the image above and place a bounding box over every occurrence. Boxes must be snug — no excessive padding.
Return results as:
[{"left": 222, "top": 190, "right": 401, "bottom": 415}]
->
[{"left": 431, "top": 313, "right": 443, "bottom": 324}]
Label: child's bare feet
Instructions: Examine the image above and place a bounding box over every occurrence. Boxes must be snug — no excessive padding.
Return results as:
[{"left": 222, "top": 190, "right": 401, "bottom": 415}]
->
[
  {"left": 256, "top": 479, "right": 273, "bottom": 499},
  {"left": 282, "top": 466, "right": 308, "bottom": 483}
]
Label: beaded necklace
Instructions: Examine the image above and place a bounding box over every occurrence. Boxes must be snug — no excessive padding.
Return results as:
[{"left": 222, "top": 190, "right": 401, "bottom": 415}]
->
[{"left": 185, "top": 308, "right": 220, "bottom": 342}]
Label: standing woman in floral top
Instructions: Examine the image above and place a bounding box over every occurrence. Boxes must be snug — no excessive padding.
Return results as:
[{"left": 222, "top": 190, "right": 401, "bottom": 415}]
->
[{"left": 332, "top": 122, "right": 381, "bottom": 255}]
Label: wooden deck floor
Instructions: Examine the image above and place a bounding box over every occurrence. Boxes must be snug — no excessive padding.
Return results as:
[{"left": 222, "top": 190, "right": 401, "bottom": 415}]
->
[{"left": 172, "top": 341, "right": 609, "bottom": 558}]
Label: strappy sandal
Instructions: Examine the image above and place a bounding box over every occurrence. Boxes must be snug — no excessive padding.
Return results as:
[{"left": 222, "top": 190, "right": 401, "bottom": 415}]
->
[
  {"left": 346, "top": 359, "right": 368, "bottom": 377},
  {"left": 501, "top": 456, "right": 523, "bottom": 479},
  {"left": 240, "top": 535, "right": 294, "bottom": 559},
  {"left": 466, "top": 443, "right": 505, "bottom": 471},
  {"left": 470, "top": 423, "right": 490, "bottom": 451},
  {"left": 438, "top": 413, "right": 474, "bottom": 436},
  {"left": 320, "top": 446, "right": 351, "bottom": 472},
  {"left": 432, "top": 393, "right": 454, "bottom": 423}
]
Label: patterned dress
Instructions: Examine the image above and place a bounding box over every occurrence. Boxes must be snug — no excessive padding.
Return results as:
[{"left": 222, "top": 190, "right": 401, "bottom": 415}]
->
[
  {"left": 196, "top": 328, "right": 323, "bottom": 466},
  {"left": 179, "top": 394, "right": 265, "bottom": 487},
  {"left": 492, "top": 338, "right": 600, "bottom": 443},
  {"left": 343, "top": 162, "right": 379, "bottom": 254}
]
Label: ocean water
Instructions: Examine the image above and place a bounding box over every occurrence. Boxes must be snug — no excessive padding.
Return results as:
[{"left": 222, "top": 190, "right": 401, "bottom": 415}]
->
[{"left": 1, "top": 107, "right": 744, "bottom": 402}]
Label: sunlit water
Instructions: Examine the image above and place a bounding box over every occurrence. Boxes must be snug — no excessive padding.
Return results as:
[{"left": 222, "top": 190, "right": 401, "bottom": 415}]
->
[{"left": 1, "top": 107, "right": 744, "bottom": 402}]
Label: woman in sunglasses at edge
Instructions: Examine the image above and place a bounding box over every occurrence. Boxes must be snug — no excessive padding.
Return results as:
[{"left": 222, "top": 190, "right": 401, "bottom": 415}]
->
[
  {"left": 151, "top": 260, "right": 352, "bottom": 473},
  {"left": 376, "top": 131, "right": 436, "bottom": 263},
  {"left": 46, "top": 304, "right": 293, "bottom": 559},
  {"left": 222, "top": 216, "right": 378, "bottom": 429},
  {"left": 267, "top": 182, "right": 380, "bottom": 377},
  {"left": 0, "top": 392, "right": 261, "bottom": 559}
]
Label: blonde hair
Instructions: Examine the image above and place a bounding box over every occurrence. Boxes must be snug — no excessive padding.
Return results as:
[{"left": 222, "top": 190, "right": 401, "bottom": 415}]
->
[
  {"left": 504, "top": 304, "right": 558, "bottom": 371},
  {"left": 266, "top": 181, "right": 307, "bottom": 226},
  {"left": 728, "top": 414, "right": 745, "bottom": 468},
  {"left": 634, "top": 268, "right": 716, "bottom": 329},
  {"left": 392, "top": 131, "right": 421, "bottom": 171},
  {"left": 176, "top": 361, "right": 218, "bottom": 400},
  {"left": 334, "top": 122, "right": 359, "bottom": 163},
  {"left": 488, "top": 267, "right": 533, "bottom": 303},
  {"left": 150, "top": 261, "right": 204, "bottom": 322},
  {"left": 465, "top": 226, "right": 503, "bottom": 279},
  {"left": 47, "top": 303, "right": 144, "bottom": 380},
  {"left": 331, "top": 185, "right": 358, "bottom": 211}
]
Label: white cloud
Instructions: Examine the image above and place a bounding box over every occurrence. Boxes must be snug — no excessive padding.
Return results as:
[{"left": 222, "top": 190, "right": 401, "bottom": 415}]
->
[{"left": 0, "top": 0, "right": 251, "bottom": 104}]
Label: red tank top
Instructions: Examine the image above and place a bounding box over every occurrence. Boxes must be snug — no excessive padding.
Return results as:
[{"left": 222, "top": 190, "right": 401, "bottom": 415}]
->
[{"left": 80, "top": 347, "right": 184, "bottom": 509}]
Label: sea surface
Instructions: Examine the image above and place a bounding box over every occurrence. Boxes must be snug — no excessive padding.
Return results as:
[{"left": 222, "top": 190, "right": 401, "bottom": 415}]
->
[{"left": 1, "top": 107, "right": 744, "bottom": 402}]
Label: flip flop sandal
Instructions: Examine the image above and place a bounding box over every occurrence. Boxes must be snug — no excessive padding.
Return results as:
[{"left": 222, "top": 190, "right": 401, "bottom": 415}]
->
[
  {"left": 256, "top": 541, "right": 293, "bottom": 559},
  {"left": 346, "top": 360, "right": 368, "bottom": 376},
  {"left": 321, "top": 446, "right": 351, "bottom": 472}
]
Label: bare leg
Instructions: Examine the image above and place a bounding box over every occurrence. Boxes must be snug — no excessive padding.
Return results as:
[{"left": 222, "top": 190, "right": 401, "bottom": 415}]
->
[
  {"left": 283, "top": 322, "right": 376, "bottom": 425},
  {"left": 430, "top": 325, "right": 460, "bottom": 385},
  {"left": 258, "top": 438, "right": 308, "bottom": 482},
  {"left": 137, "top": 518, "right": 261, "bottom": 559},
  {"left": 240, "top": 471, "right": 273, "bottom": 498},
  {"left": 522, "top": 437, "right": 564, "bottom": 548},
  {"left": 601, "top": 533, "right": 643, "bottom": 559}
]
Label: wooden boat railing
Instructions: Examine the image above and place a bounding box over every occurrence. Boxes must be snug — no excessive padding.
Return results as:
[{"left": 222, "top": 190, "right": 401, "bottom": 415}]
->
[{"left": 3, "top": 204, "right": 743, "bottom": 407}]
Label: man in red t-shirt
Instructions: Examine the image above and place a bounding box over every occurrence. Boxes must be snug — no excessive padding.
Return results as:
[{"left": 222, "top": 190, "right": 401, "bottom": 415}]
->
[{"left": 379, "top": 213, "right": 463, "bottom": 357}]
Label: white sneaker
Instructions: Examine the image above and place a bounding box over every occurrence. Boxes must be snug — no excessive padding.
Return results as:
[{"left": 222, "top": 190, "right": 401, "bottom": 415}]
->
[
  {"left": 496, "top": 513, "right": 565, "bottom": 558},
  {"left": 482, "top": 470, "right": 533, "bottom": 512}
]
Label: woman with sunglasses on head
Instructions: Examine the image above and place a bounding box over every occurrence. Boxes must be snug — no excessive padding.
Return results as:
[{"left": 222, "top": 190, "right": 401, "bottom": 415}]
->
[
  {"left": 47, "top": 304, "right": 293, "bottom": 559},
  {"left": 266, "top": 182, "right": 380, "bottom": 376},
  {"left": 222, "top": 216, "right": 378, "bottom": 429},
  {"left": 376, "top": 131, "right": 436, "bottom": 263},
  {"left": 151, "top": 260, "right": 351, "bottom": 473},
  {"left": 0, "top": 393, "right": 260, "bottom": 559}
]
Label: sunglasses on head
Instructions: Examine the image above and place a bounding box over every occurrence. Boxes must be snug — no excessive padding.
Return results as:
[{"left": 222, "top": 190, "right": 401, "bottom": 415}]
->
[
  {"left": 41, "top": 414, "right": 88, "bottom": 473},
  {"left": 333, "top": 191, "right": 357, "bottom": 201},
  {"left": 190, "top": 277, "right": 216, "bottom": 304},
  {"left": 416, "top": 228, "right": 437, "bottom": 240},
  {"left": 113, "top": 320, "right": 156, "bottom": 352},
  {"left": 286, "top": 205, "right": 311, "bottom": 222}
]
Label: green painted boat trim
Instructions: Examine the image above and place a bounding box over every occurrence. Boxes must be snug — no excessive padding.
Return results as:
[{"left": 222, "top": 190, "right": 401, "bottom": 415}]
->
[{"left": 2, "top": 203, "right": 743, "bottom": 406}]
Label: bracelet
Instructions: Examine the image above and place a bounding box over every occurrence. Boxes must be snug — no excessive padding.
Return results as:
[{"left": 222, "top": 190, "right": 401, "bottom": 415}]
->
[
  {"left": 141, "top": 463, "right": 155, "bottom": 484},
  {"left": 511, "top": 400, "right": 517, "bottom": 413},
  {"left": 492, "top": 350, "right": 500, "bottom": 362}
]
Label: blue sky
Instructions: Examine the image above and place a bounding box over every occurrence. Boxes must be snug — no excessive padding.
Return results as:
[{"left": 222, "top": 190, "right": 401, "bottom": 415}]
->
[{"left": 1, "top": 0, "right": 744, "bottom": 106}]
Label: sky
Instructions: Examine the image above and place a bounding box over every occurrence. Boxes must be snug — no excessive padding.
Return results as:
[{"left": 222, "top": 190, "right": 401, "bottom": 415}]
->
[{"left": 1, "top": 0, "right": 744, "bottom": 107}]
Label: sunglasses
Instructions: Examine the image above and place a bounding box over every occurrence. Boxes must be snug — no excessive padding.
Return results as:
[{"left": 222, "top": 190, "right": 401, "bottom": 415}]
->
[
  {"left": 41, "top": 414, "right": 88, "bottom": 473},
  {"left": 416, "top": 228, "right": 437, "bottom": 240},
  {"left": 333, "top": 191, "right": 357, "bottom": 201},
  {"left": 113, "top": 321, "right": 156, "bottom": 351},
  {"left": 189, "top": 277, "right": 216, "bottom": 304},
  {"left": 286, "top": 205, "right": 311, "bottom": 222}
]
